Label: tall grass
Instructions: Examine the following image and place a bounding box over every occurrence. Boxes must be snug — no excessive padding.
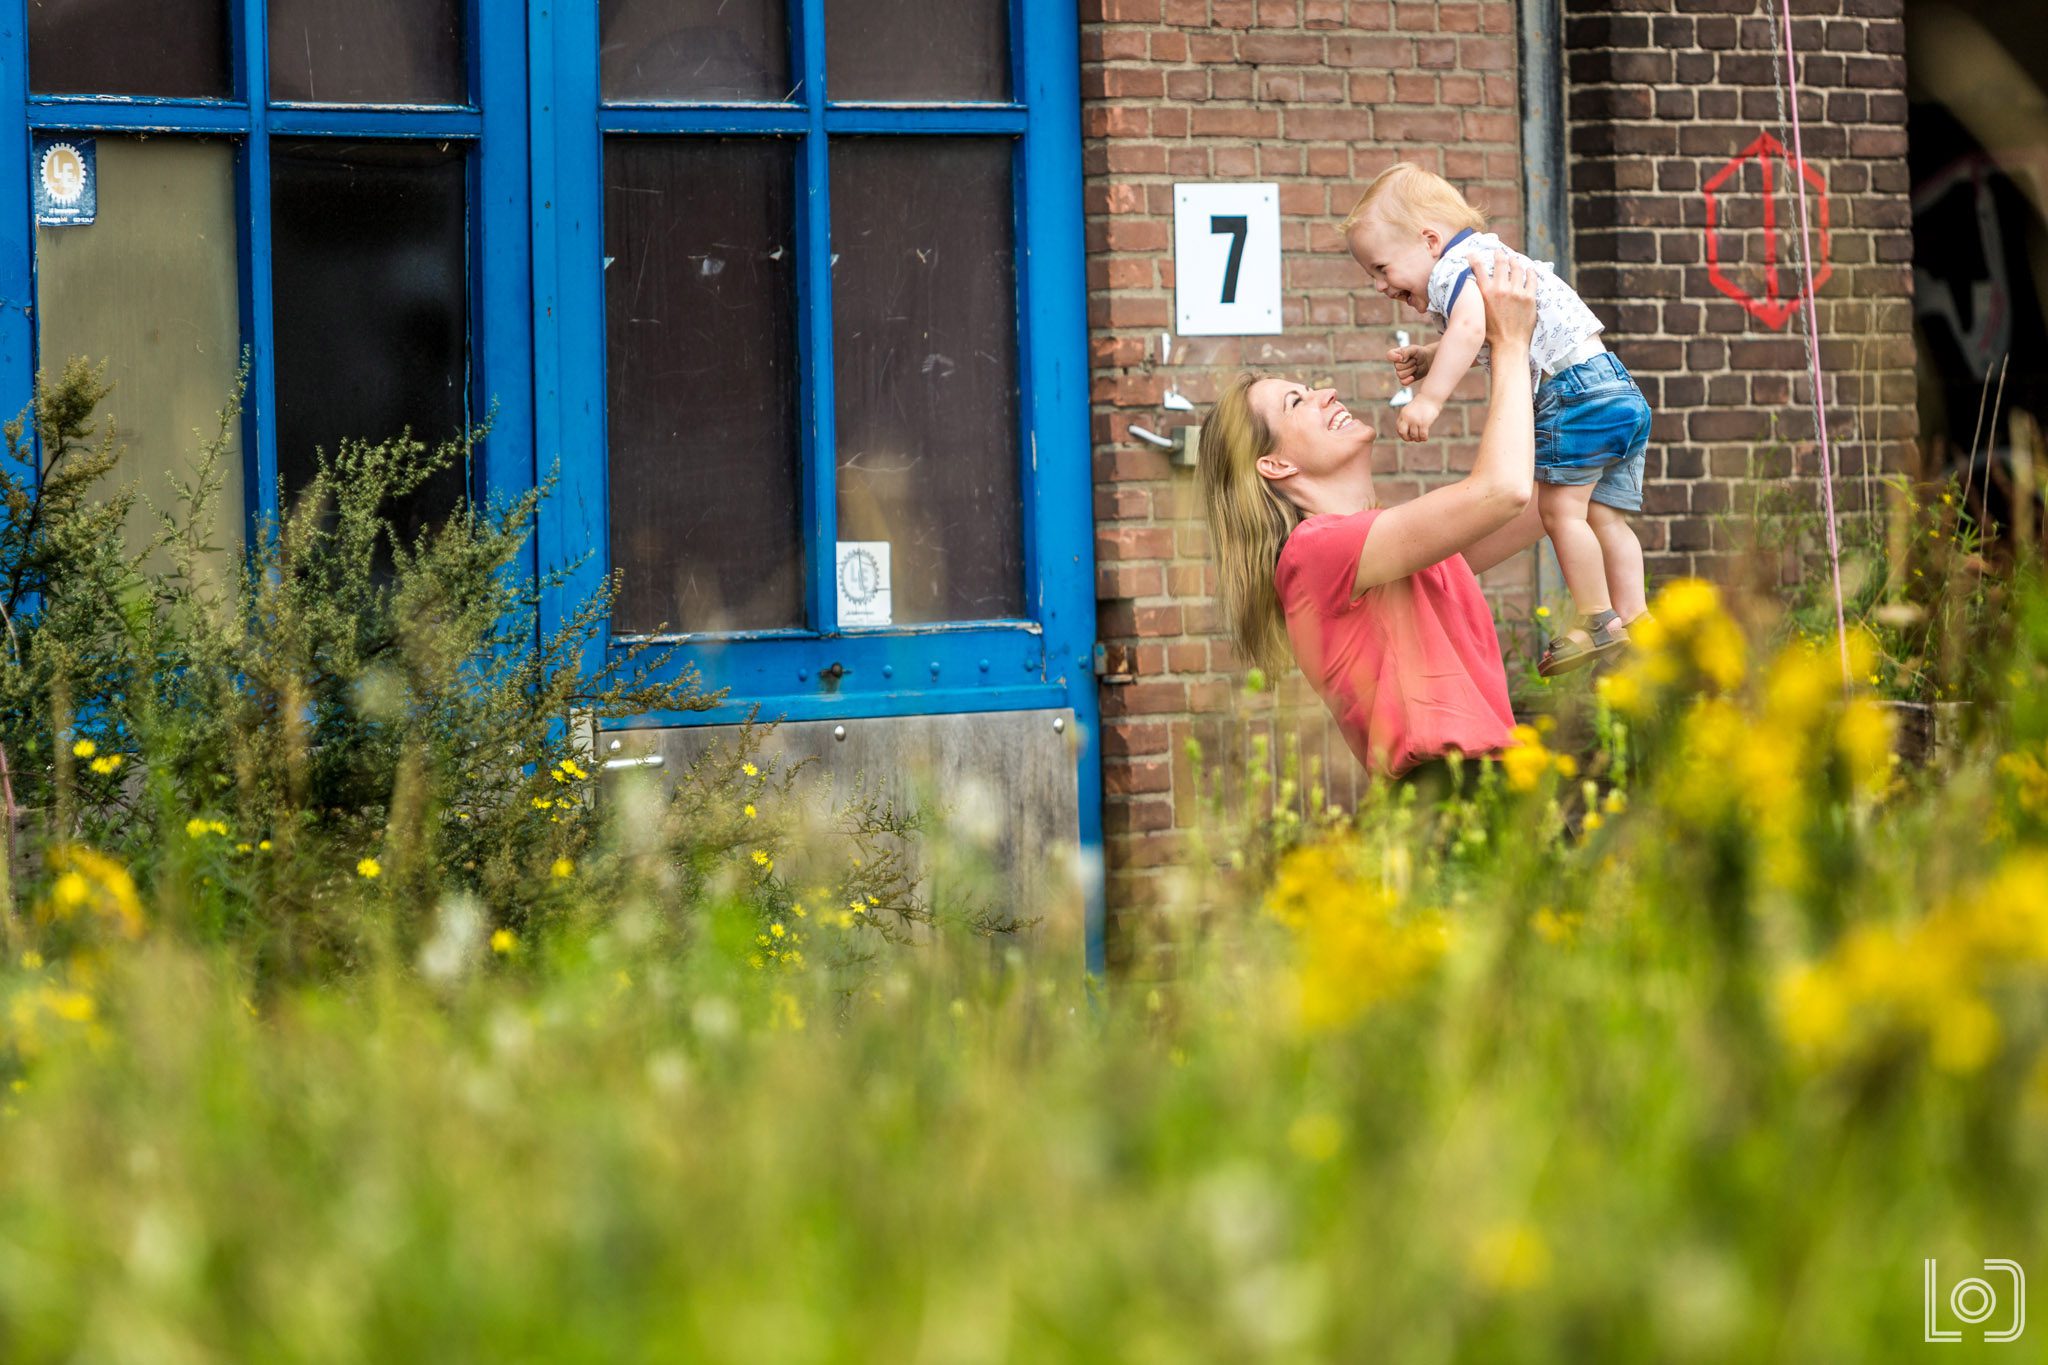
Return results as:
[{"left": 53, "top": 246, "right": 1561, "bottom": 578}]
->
[{"left": 0, "top": 368, "right": 2045, "bottom": 1359}]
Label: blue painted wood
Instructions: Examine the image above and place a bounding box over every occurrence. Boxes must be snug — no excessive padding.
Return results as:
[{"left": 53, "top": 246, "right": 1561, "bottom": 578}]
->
[
  {"left": 27, "top": 100, "right": 249, "bottom": 133},
  {"left": 473, "top": 0, "right": 533, "bottom": 554},
  {"left": 1016, "top": 0, "right": 1104, "bottom": 974},
  {"left": 597, "top": 106, "right": 806, "bottom": 136},
  {"left": 0, "top": 3, "right": 33, "bottom": 441},
  {"left": 612, "top": 621, "right": 1046, "bottom": 702},
  {"left": 612, "top": 682, "right": 1067, "bottom": 732},
  {"left": 238, "top": 0, "right": 279, "bottom": 534},
  {"left": 820, "top": 106, "right": 1026, "bottom": 135},
  {"left": 530, "top": 0, "right": 609, "bottom": 684},
  {"left": 795, "top": 0, "right": 836, "bottom": 635},
  {"left": 266, "top": 106, "right": 482, "bottom": 137}
]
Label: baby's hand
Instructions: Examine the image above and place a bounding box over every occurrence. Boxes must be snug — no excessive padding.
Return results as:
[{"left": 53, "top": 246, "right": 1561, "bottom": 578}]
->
[
  {"left": 1396, "top": 396, "right": 1440, "bottom": 443},
  {"left": 1387, "top": 343, "right": 1431, "bottom": 388}
]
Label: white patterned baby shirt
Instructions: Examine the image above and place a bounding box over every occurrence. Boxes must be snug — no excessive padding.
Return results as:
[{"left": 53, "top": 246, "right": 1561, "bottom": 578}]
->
[{"left": 1424, "top": 229, "right": 1605, "bottom": 386}]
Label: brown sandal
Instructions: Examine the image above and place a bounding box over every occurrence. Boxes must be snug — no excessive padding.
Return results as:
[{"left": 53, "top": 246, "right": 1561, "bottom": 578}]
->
[{"left": 1539, "top": 609, "right": 1629, "bottom": 677}]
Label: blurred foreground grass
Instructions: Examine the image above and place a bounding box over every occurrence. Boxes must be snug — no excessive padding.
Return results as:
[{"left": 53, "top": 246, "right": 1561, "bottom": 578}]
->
[
  {"left": 1, "top": 358, "right": 2045, "bottom": 1363},
  {"left": 2, "top": 577, "right": 2047, "bottom": 1363}
]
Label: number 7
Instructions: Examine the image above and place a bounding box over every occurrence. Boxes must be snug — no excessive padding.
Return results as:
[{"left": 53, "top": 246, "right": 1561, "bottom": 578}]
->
[{"left": 1210, "top": 214, "right": 1248, "bottom": 305}]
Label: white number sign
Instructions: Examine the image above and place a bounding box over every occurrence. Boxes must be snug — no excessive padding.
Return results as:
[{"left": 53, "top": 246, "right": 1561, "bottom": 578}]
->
[{"left": 1173, "top": 182, "right": 1281, "bottom": 336}]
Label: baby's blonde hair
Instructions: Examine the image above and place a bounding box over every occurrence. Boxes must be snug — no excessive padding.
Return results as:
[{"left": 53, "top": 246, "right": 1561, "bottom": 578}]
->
[{"left": 1340, "top": 162, "right": 1487, "bottom": 238}]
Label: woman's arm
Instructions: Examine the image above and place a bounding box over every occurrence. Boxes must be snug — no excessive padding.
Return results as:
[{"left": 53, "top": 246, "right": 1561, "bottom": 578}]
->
[
  {"left": 1460, "top": 497, "right": 1546, "bottom": 576},
  {"left": 1350, "top": 251, "right": 1540, "bottom": 597}
]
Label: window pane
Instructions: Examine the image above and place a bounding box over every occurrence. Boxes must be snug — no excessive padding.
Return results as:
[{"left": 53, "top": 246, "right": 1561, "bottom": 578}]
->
[
  {"left": 604, "top": 139, "right": 802, "bottom": 635},
  {"left": 826, "top": 0, "right": 1009, "bottom": 103},
  {"left": 601, "top": 0, "right": 792, "bottom": 104},
  {"left": 34, "top": 138, "right": 242, "bottom": 582},
  {"left": 831, "top": 139, "right": 1021, "bottom": 624},
  {"left": 269, "top": 0, "right": 466, "bottom": 105},
  {"left": 29, "top": 0, "right": 230, "bottom": 98},
  {"left": 269, "top": 141, "right": 469, "bottom": 539}
]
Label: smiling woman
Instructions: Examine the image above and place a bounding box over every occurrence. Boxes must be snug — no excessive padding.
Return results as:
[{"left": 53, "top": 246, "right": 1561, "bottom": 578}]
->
[{"left": 1198, "top": 251, "right": 1551, "bottom": 782}]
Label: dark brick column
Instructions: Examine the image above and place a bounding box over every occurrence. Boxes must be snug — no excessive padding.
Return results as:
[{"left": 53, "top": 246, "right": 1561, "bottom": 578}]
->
[{"left": 1564, "top": 0, "right": 1917, "bottom": 584}]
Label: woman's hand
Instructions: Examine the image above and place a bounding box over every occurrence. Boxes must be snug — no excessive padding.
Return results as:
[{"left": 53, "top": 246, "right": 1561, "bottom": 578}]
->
[{"left": 1468, "top": 250, "right": 1540, "bottom": 357}]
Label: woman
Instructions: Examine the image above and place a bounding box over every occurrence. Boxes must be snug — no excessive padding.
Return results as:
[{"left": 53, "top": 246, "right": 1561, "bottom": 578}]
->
[{"left": 1199, "top": 252, "right": 1548, "bottom": 785}]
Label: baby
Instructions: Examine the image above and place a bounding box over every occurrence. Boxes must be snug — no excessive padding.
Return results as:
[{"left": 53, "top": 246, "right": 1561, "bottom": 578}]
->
[{"left": 1341, "top": 163, "right": 1652, "bottom": 676}]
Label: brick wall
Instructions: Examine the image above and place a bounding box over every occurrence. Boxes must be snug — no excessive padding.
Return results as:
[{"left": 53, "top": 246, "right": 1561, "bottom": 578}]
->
[
  {"left": 1563, "top": 0, "right": 1918, "bottom": 584},
  {"left": 1079, "top": 0, "right": 1531, "bottom": 941}
]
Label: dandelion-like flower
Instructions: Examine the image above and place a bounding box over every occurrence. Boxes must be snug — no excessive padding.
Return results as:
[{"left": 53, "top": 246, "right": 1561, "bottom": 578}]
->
[
  {"left": 356, "top": 857, "right": 382, "bottom": 880},
  {"left": 743, "top": 803, "right": 757, "bottom": 819},
  {"left": 550, "top": 857, "right": 574, "bottom": 880},
  {"left": 751, "top": 849, "right": 773, "bottom": 873},
  {"left": 88, "top": 754, "right": 122, "bottom": 775},
  {"left": 490, "top": 929, "right": 517, "bottom": 955},
  {"left": 70, "top": 739, "right": 95, "bottom": 759},
  {"left": 742, "top": 761, "right": 759, "bottom": 778}
]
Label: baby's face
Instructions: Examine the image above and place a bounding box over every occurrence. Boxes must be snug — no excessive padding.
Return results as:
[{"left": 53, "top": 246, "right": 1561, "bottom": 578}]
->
[{"left": 1347, "top": 216, "right": 1439, "bottom": 315}]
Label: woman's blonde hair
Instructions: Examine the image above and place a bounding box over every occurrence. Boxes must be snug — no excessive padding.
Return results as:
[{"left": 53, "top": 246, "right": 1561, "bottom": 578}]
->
[
  {"left": 1340, "top": 162, "right": 1487, "bottom": 237},
  {"left": 1199, "top": 373, "right": 1300, "bottom": 676}
]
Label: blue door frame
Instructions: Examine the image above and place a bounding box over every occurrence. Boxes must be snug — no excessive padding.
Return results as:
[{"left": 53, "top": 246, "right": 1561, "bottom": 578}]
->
[{"left": 0, "top": 2, "right": 1104, "bottom": 971}]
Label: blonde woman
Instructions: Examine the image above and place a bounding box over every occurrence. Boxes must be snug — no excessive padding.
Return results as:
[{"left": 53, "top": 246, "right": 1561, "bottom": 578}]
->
[{"left": 1199, "top": 252, "right": 1547, "bottom": 788}]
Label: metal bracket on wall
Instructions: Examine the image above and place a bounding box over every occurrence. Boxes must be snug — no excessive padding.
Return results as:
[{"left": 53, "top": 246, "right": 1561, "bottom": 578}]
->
[{"left": 1092, "top": 641, "right": 1138, "bottom": 685}]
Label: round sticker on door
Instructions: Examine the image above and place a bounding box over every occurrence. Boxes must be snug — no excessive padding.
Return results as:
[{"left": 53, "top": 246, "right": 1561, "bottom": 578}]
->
[
  {"left": 40, "top": 143, "right": 86, "bottom": 206},
  {"left": 840, "top": 547, "right": 881, "bottom": 605},
  {"left": 33, "top": 137, "right": 96, "bottom": 226}
]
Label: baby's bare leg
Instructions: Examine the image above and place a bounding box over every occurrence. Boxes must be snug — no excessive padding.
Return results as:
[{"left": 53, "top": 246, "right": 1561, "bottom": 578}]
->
[
  {"left": 1587, "top": 500, "right": 1648, "bottom": 623},
  {"left": 1537, "top": 481, "right": 1611, "bottom": 628}
]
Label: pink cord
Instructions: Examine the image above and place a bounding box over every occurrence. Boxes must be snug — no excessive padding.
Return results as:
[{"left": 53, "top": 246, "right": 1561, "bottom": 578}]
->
[{"left": 1779, "top": 0, "right": 1853, "bottom": 692}]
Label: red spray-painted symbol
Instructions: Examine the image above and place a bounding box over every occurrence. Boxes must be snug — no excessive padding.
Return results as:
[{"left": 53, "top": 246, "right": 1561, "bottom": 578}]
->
[{"left": 1702, "top": 130, "right": 1831, "bottom": 331}]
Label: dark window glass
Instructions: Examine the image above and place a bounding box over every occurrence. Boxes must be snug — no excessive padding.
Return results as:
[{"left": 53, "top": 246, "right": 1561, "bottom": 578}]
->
[
  {"left": 270, "top": 141, "right": 469, "bottom": 539},
  {"left": 601, "top": 0, "right": 791, "bottom": 104},
  {"left": 830, "top": 139, "right": 1021, "bottom": 624},
  {"left": 269, "top": 0, "right": 466, "bottom": 105},
  {"left": 826, "top": 0, "right": 1009, "bottom": 103},
  {"left": 604, "top": 139, "right": 802, "bottom": 634},
  {"left": 29, "top": 0, "right": 230, "bottom": 98}
]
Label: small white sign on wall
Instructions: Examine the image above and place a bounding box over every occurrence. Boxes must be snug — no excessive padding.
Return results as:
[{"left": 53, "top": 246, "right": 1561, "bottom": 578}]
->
[
  {"left": 836, "top": 541, "right": 892, "bottom": 627},
  {"left": 1173, "top": 182, "right": 1282, "bottom": 336}
]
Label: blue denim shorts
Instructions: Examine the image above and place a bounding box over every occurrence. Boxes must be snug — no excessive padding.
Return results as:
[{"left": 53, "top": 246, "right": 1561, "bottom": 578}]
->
[{"left": 1534, "top": 352, "right": 1653, "bottom": 512}]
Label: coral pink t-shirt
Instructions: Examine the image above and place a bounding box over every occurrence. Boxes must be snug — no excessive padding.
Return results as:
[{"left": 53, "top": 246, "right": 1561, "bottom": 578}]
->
[{"left": 1274, "top": 507, "right": 1516, "bottom": 777}]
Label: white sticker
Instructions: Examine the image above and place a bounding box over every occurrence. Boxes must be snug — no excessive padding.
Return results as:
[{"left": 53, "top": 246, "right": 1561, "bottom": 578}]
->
[
  {"left": 836, "top": 541, "right": 891, "bottom": 627},
  {"left": 1173, "top": 182, "right": 1282, "bottom": 336}
]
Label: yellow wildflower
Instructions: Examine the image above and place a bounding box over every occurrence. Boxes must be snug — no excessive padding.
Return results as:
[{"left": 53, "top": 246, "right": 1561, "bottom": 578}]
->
[
  {"left": 88, "top": 754, "right": 122, "bottom": 775},
  {"left": 50, "top": 871, "right": 89, "bottom": 912},
  {"left": 490, "top": 928, "right": 517, "bottom": 955},
  {"left": 257, "top": 840, "right": 272, "bottom": 852},
  {"left": 1468, "top": 1222, "right": 1552, "bottom": 1293},
  {"left": 38, "top": 846, "right": 144, "bottom": 938},
  {"left": 70, "top": 739, "right": 95, "bottom": 759},
  {"left": 531, "top": 797, "right": 553, "bottom": 810},
  {"left": 770, "top": 923, "right": 786, "bottom": 939},
  {"left": 561, "top": 758, "right": 588, "bottom": 781},
  {"left": 356, "top": 857, "right": 382, "bottom": 880},
  {"left": 742, "top": 761, "right": 759, "bottom": 778},
  {"left": 1265, "top": 841, "right": 1449, "bottom": 1031},
  {"left": 1287, "top": 1111, "right": 1345, "bottom": 1162},
  {"left": 550, "top": 856, "right": 574, "bottom": 880}
]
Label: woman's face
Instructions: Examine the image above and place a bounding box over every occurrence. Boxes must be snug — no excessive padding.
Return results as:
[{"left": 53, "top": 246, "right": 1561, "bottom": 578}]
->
[{"left": 1247, "top": 378, "right": 1375, "bottom": 485}]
